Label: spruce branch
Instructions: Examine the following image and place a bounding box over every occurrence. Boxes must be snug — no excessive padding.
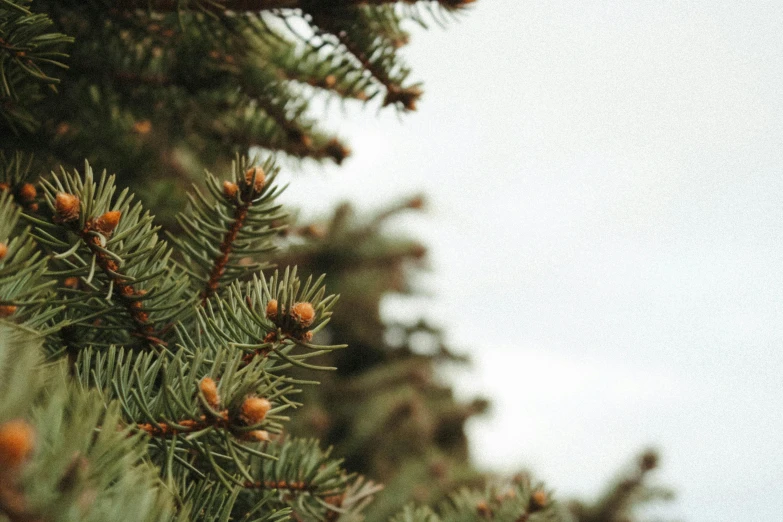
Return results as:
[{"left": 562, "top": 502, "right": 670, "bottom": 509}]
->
[
  {"left": 390, "top": 476, "right": 560, "bottom": 522},
  {"left": 168, "top": 156, "right": 286, "bottom": 304},
  {"left": 194, "top": 269, "right": 344, "bottom": 370},
  {"left": 306, "top": 8, "right": 421, "bottom": 111},
  {"left": 108, "top": 0, "right": 476, "bottom": 13},
  {"left": 32, "top": 162, "right": 189, "bottom": 350},
  {"left": 0, "top": 0, "right": 72, "bottom": 133},
  {"left": 0, "top": 189, "right": 59, "bottom": 333},
  {"left": 0, "top": 327, "right": 174, "bottom": 522},
  {"left": 568, "top": 450, "right": 673, "bottom": 522}
]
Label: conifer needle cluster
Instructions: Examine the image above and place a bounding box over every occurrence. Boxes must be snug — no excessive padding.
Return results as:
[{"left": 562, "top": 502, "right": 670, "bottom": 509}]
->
[{"left": 1, "top": 1, "right": 670, "bottom": 520}]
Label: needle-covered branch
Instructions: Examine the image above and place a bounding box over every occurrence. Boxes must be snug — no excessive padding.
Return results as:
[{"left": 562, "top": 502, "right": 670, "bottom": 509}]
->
[
  {"left": 0, "top": 328, "right": 174, "bottom": 522},
  {"left": 108, "top": 0, "right": 476, "bottom": 13},
  {"left": 30, "top": 162, "right": 189, "bottom": 350},
  {"left": 168, "top": 156, "right": 286, "bottom": 304}
]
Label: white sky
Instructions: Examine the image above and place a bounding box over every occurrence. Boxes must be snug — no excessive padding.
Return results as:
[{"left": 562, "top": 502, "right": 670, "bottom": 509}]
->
[{"left": 277, "top": 2, "right": 783, "bottom": 520}]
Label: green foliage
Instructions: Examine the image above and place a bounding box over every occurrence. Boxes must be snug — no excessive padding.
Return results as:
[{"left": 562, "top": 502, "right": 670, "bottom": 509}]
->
[
  {"left": 0, "top": 153, "right": 568, "bottom": 521},
  {"left": 389, "top": 477, "right": 563, "bottom": 522},
  {"left": 169, "top": 156, "right": 285, "bottom": 301},
  {"left": 0, "top": 0, "right": 476, "bottom": 188},
  {"left": 0, "top": 155, "right": 380, "bottom": 521},
  {"left": 0, "top": 1, "right": 672, "bottom": 520},
  {"left": 0, "top": 327, "right": 173, "bottom": 522},
  {"left": 0, "top": 0, "right": 71, "bottom": 132},
  {"left": 0, "top": 173, "right": 59, "bottom": 332}
]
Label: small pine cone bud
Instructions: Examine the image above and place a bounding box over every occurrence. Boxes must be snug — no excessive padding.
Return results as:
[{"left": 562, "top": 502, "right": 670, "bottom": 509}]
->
[
  {"left": 93, "top": 210, "right": 121, "bottom": 236},
  {"left": 200, "top": 377, "right": 220, "bottom": 408},
  {"left": 0, "top": 304, "right": 17, "bottom": 318},
  {"left": 0, "top": 419, "right": 35, "bottom": 469},
  {"left": 240, "top": 397, "right": 272, "bottom": 425},
  {"left": 132, "top": 120, "right": 152, "bottom": 134},
  {"left": 640, "top": 450, "right": 658, "bottom": 471},
  {"left": 530, "top": 490, "right": 548, "bottom": 511},
  {"left": 290, "top": 302, "right": 315, "bottom": 328},
  {"left": 223, "top": 181, "right": 239, "bottom": 199},
  {"left": 302, "top": 224, "right": 326, "bottom": 239},
  {"left": 244, "top": 167, "right": 266, "bottom": 193},
  {"left": 248, "top": 429, "right": 270, "bottom": 442},
  {"left": 407, "top": 196, "right": 425, "bottom": 209},
  {"left": 0, "top": 243, "right": 7, "bottom": 261},
  {"left": 324, "top": 75, "right": 337, "bottom": 88},
  {"left": 325, "top": 139, "right": 351, "bottom": 165},
  {"left": 54, "top": 192, "right": 80, "bottom": 223},
  {"left": 18, "top": 183, "right": 37, "bottom": 202},
  {"left": 63, "top": 277, "right": 79, "bottom": 289},
  {"left": 301, "top": 331, "right": 313, "bottom": 342},
  {"left": 265, "top": 299, "right": 278, "bottom": 320},
  {"left": 410, "top": 244, "right": 427, "bottom": 259}
]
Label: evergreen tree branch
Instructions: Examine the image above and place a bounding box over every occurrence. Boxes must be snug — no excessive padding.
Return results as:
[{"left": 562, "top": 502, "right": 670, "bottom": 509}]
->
[
  {"left": 168, "top": 156, "right": 286, "bottom": 304},
  {"left": 307, "top": 8, "right": 422, "bottom": 111},
  {"left": 109, "top": 0, "right": 475, "bottom": 12},
  {"left": 0, "top": 328, "right": 174, "bottom": 522},
  {"left": 32, "top": 163, "right": 189, "bottom": 350}
]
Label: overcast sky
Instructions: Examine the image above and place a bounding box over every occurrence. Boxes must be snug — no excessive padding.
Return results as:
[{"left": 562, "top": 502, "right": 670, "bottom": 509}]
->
[{"left": 278, "top": 2, "right": 783, "bottom": 520}]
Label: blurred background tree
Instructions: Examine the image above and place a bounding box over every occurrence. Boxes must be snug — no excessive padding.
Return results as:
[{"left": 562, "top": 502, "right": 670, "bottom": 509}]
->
[{"left": 0, "top": 0, "right": 670, "bottom": 519}]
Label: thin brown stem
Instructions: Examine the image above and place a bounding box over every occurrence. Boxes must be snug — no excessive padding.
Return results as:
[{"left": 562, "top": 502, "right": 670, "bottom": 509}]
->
[
  {"left": 137, "top": 415, "right": 224, "bottom": 437},
  {"left": 242, "top": 479, "right": 318, "bottom": 492},
  {"left": 200, "top": 201, "right": 250, "bottom": 305},
  {"left": 78, "top": 226, "right": 165, "bottom": 348}
]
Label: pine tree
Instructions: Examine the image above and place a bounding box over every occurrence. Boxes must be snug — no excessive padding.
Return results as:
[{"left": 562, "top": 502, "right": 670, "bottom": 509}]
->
[{"left": 0, "top": 1, "right": 669, "bottom": 521}]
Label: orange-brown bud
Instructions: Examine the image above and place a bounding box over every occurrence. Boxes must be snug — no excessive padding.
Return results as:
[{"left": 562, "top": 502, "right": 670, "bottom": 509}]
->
[
  {"left": 240, "top": 397, "right": 272, "bottom": 425},
  {"left": 265, "top": 299, "right": 278, "bottom": 320},
  {"left": 0, "top": 243, "right": 7, "bottom": 261},
  {"left": 407, "top": 196, "right": 425, "bottom": 210},
  {"left": 290, "top": 302, "right": 315, "bottom": 327},
  {"left": 0, "top": 419, "right": 35, "bottom": 469},
  {"left": 301, "top": 134, "right": 313, "bottom": 148},
  {"left": 0, "top": 304, "right": 17, "bottom": 318},
  {"left": 244, "top": 167, "right": 266, "bottom": 193},
  {"left": 54, "top": 193, "right": 80, "bottom": 223},
  {"left": 302, "top": 224, "right": 326, "bottom": 239},
  {"left": 223, "top": 181, "right": 239, "bottom": 199},
  {"left": 132, "top": 120, "right": 152, "bottom": 135},
  {"left": 384, "top": 85, "right": 422, "bottom": 111},
  {"left": 64, "top": 277, "right": 79, "bottom": 289},
  {"left": 248, "top": 429, "right": 270, "bottom": 442},
  {"left": 324, "top": 75, "right": 337, "bottom": 88},
  {"left": 530, "top": 490, "right": 547, "bottom": 511},
  {"left": 301, "top": 331, "right": 313, "bottom": 342},
  {"left": 325, "top": 139, "right": 350, "bottom": 165},
  {"left": 640, "top": 450, "right": 658, "bottom": 471},
  {"left": 93, "top": 210, "right": 121, "bottom": 236},
  {"left": 18, "top": 183, "right": 37, "bottom": 202},
  {"left": 410, "top": 244, "right": 427, "bottom": 259},
  {"left": 199, "top": 377, "right": 220, "bottom": 409},
  {"left": 56, "top": 122, "right": 71, "bottom": 136}
]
